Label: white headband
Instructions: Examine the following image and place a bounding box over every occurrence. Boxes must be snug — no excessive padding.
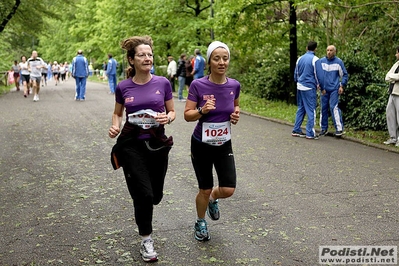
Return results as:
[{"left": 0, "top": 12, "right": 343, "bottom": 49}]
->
[{"left": 206, "top": 41, "right": 230, "bottom": 63}]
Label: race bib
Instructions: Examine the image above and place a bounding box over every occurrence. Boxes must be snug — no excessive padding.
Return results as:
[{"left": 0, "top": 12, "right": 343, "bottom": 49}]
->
[
  {"left": 127, "top": 109, "right": 160, "bottom": 129},
  {"left": 202, "top": 121, "right": 231, "bottom": 146}
]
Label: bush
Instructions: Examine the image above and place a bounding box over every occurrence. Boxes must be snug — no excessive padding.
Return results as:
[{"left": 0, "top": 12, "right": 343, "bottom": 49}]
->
[
  {"left": 237, "top": 55, "right": 292, "bottom": 102},
  {"left": 339, "top": 50, "right": 387, "bottom": 130}
]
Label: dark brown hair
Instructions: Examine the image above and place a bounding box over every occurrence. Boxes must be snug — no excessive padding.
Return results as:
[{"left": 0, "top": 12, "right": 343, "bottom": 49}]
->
[{"left": 121, "top": 35, "right": 153, "bottom": 78}]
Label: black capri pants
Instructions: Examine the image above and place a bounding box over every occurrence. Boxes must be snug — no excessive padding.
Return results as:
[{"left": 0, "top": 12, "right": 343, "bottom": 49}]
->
[{"left": 190, "top": 135, "right": 237, "bottom": 190}]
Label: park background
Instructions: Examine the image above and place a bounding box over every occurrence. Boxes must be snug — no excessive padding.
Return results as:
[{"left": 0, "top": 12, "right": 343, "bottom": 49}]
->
[{"left": 1, "top": 0, "right": 398, "bottom": 144}]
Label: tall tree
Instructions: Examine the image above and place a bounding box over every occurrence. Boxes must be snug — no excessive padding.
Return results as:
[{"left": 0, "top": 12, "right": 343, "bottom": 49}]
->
[{"left": 0, "top": 0, "right": 21, "bottom": 33}]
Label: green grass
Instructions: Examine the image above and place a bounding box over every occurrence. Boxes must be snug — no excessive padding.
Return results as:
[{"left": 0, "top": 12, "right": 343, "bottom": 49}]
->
[{"left": 0, "top": 84, "right": 12, "bottom": 95}]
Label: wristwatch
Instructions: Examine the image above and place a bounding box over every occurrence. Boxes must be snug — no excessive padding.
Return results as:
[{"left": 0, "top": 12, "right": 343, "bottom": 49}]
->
[{"left": 197, "top": 107, "right": 204, "bottom": 115}]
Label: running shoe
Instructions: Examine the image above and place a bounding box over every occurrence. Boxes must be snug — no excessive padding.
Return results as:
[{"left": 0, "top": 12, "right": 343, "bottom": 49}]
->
[
  {"left": 207, "top": 199, "right": 220, "bottom": 220},
  {"left": 140, "top": 239, "right": 158, "bottom": 262},
  {"left": 334, "top": 131, "right": 343, "bottom": 137},
  {"left": 319, "top": 129, "right": 328, "bottom": 136},
  {"left": 194, "top": 219, "right": 210, "bottom": 241},
  {"left": 292, "top": 131, "right": 306, "bottom": 137},
  {"left": 383, "top": 138, "right": 396, "bottom": 145},
  {"left": 306, "top": 135, "right": 319, "bottom": 140}
]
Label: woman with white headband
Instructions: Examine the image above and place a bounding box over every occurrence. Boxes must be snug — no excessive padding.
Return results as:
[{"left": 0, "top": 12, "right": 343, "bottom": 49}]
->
[{"left": 184, "top": 41, "right": 241, "bottom": 241}]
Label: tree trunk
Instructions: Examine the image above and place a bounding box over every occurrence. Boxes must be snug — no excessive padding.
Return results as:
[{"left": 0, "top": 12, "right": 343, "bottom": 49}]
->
[
  {"left": 289, "top": 1, "right": 297, "bottom": 104},
  {"left": 0, "top": 0, "right": 21, "bottom": 33}
]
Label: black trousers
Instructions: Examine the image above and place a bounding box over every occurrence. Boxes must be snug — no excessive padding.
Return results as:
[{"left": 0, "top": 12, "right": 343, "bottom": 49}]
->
[{"left": 121, "top": 139, "right": 170, "bottom": 235}]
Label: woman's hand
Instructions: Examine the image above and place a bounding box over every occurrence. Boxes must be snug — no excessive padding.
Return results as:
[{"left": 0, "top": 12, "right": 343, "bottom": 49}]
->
[
  {"left": 155, "top": 112, "right": 171, "bottom": 125},
  {"left": 230, "top": 110, "right": 240, "bottom": 125},
  {"left": 109, "top": 125, "right": 120, "bottom": 138},
  {"left": 202, "top": 98, "right": 216, "bottom": 114}
]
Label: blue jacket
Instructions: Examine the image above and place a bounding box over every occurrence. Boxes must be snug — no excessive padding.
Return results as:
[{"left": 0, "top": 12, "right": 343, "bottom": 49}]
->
[
  {"left": 316, "top": 56, "right": 348, "bottom": 91},
  {"left": 106, "top": 58, "right": 117, "bottom": 75},
  {"left": 294, "top": 51, "right": 319, "bottom": 91},
  {"left": 72, "top": 55, "right": 89, "bottom": 78},
  {"left": 193, "top": 55, "right": 205, "bottom": 79}
]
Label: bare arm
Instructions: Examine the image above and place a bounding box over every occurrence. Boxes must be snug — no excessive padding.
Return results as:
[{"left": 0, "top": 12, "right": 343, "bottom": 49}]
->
[
  {"left": 230, "top": 98, "right": 240, "bottom": 125},
  {"left": 109, "top": 102, "right": 124, "bottom": 138}
]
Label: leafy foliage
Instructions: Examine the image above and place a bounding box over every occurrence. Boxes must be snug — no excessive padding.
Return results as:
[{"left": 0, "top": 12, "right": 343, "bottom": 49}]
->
[
  {"left": 1, "top": 0, "right": 399, "bottom": 132},
  {"left": 339, "top": 46, "right": 387, "bottom": 130}
]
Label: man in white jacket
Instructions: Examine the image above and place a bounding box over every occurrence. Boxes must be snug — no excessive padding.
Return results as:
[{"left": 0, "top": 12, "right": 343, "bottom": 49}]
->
[
  {"left": 384, "top": 46, "right": 399, "bottom": 146},
  {"left": 167, "top": 56, "right": 177, "bottom": 92}
]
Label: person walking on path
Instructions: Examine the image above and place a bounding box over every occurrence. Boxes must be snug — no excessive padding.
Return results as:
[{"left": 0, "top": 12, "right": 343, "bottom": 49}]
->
[
  {"left": 383, "top": 46, "right": 399, "bottom": 146},
  {"left": 19, "top": 56, "right": 30, "bottom": 97},
  {"left": 108, "top": 35, "right": 175, "bottom": 262},
  {"left": 106, "top": 53, "right": 118, "bottom": 94},
  {"left": 184, "top": 41, "right": 241, "bottom": 242},
  {"left": 27, "top": 51, "right": 45, "bottom": 102},
  {"left": 316, "top": 45, "right": 348, "bottom": 137},
  {"left": 292, "top": 41, "right": 319, "bottom": 139},
  {"left": 176, "top": 53, "right": 187, "bottom": 101},
  {"left": 71, "top": 50, "right": 89, "bottom": 101},
  {"left": 191, "top": 49, "right": 206, "bottom": 80}
]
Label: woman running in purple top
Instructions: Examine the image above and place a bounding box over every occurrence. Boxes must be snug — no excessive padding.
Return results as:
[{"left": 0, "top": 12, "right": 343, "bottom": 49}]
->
[
  {"left": 108, "top": 35, "right": 175, "bottom": 262},
  {"left": 184, "top": 41, "right": 241, "bottom": 242}
]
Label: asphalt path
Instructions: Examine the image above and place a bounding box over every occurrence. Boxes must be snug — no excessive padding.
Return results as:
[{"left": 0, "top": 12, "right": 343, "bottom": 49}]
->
[{"left": 0, "top": 78, "right": 398, "bottom": 266}]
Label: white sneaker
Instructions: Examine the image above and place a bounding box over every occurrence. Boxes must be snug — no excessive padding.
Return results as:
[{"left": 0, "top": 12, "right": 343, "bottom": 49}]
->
[
  {"left": 33, "top": 95, "right": 38, "bottom": 102},
  {"left": 140, "top": 239, "right": 158, "bottom": 262},
  {"left": 383, "top": 138, "right": 396, "bottom": 145}
]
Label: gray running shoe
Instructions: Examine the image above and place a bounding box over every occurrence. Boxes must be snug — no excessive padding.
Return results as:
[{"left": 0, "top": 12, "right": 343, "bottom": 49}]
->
[
  {"left": 207, "top": 199, "right": 220, "bottom": 220},
  {"left": 194, "top": 219, "right": 210, "bottom": 241},
  {"left": 140, "top": 239, "right": 158, "bottom": 262}
]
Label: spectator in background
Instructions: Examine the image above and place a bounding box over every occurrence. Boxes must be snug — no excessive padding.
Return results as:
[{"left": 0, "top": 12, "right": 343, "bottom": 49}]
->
[
  {"left": 106, "top": 53, "right": 118, "bottom": 94},
  {"left": 11, "top": 60, "right": 20, "bottom": 91},
  {"left": 89, "top": 63, "right": 94, "bottom": 76},
  {"left": 291, "top": 41, "right": 319, "bottom": 139},
  {"left": 383, "top": 46, "right": 399, "bottom": 146},
  {"left": 47, "top": 62, "right": 52, "bottom": 81},
  {"left": 102, "top": 61, "right": 108, "bottom": 80},
  {"left": 176, "top": 53, "right": 187, "bottom": 101},
  {"left": 167, "top": 55, "right": 177, "bottom": 92},
  {"left": 191, "top": 48, "right": 205, "bottom": 80},
  {"left": 71, "top": 49, "right": 89, "bottom": 101},
  {"left": 185, "top": 55, "right": 194, "bottom": 91},
  {"left": 316, "top": 45, "right": 348, "bottom": 137}
]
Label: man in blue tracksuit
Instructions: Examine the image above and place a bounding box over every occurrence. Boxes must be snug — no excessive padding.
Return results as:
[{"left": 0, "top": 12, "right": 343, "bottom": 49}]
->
[
  {"left": 191, "top": 49, "right": 205, "bottom": 80},
  {"left": 292, "top": 41, "right": 319, "bottom": 139},
  {"left": 316, "top": 45, "right": 348, "bottom": 137},
  {"left": 106, "top": 53, "right": 118, "bottom": 94},
  {"left": 72, "top": 50, "right": 89, "bottom": 101}
]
